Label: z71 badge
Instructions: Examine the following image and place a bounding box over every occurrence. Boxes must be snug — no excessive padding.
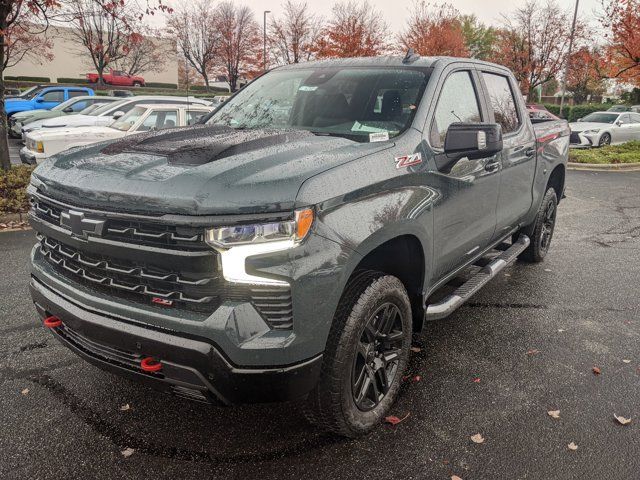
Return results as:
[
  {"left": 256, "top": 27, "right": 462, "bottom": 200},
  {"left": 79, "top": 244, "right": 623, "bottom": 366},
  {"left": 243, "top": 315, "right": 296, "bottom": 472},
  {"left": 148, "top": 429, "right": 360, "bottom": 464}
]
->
[{"left": 395, "top": 152, "right": 422, "bottom": 169}]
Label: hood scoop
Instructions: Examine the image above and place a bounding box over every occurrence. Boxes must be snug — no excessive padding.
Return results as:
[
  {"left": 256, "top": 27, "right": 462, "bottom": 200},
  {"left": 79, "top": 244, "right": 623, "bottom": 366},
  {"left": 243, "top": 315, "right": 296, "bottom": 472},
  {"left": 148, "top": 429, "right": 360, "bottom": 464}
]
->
[{"left": 100, "top": 125, "right": 315, "bottom": 165}]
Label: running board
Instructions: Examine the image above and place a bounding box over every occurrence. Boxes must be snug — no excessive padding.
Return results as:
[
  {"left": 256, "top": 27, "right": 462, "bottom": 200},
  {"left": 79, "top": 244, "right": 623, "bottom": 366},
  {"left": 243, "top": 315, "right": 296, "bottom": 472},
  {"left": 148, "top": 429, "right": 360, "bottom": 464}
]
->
[{"left": 424, "top": 235, "right": 530, "bottom": 320}]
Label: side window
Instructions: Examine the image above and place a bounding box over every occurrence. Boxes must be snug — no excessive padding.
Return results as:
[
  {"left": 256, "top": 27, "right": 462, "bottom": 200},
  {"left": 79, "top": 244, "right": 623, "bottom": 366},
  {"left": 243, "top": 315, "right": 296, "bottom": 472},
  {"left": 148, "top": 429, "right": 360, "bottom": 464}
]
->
[
  {"left": 116, "top": 102, "right": 136, "bottom": 114},
  {"left": 68, "top": 90, "right": 86, "bottom": 98},
  {"left": 40, "top": 90, "right": 65, "bottom": 102},
  {"left": 482, "top": 72, "right": 521, "bottom": 134},
  {"left": 70, "top": 100, "right": 87, "bottom": 111},
  {"left": 136, "top": 110, "right": 178, "bottom": 132},
  {"left": 187, "top": 110, "right": 207, "bottom": 125},
  {"left": 619, "top": 114, "right": 631, "bottom": 123},
  {"left": 430, "top": 71, "right": 482, "bottom": 148},
  {"left": 629, "top": 113, "right": 640, "bottom": 124}
]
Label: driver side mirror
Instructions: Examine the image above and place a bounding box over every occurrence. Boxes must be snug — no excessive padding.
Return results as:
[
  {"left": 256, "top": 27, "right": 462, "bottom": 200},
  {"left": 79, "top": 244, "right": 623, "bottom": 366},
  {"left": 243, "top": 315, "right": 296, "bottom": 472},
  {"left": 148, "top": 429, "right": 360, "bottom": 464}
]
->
[
  {"left": 112, "top": 111, "right": 125, "bottom": 120},
  {"left": 615, "top": 120, "right": 624, "bottom": 126},
  {"left": 62, "top": 107, "right": 74, "bottom": 113},
  {"left": 442, "top": 123, "right": 503, "bottom": 162},
  {"left": 35, "top": 98, "right": 44, "bottom": 103}
]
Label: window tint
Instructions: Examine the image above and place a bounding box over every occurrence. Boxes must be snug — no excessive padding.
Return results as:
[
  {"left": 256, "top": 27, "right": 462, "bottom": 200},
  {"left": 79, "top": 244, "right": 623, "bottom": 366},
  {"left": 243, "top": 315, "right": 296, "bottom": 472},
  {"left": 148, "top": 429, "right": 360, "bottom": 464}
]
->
[
  {"left": 40, "top": 90, "right": 65, "bottom": 102},
  {"left": 430, "top": 71, "right": 481, "bottom": 147},
  {"left": 620, "top": 114, "right": 631, "bottom": 123},
  {"left": 68, "top": 90, "right": 87, "bottom": 98},
  {"left": 629, "top": 113, "right": 640, "bottom": 123},
  {"left": 482, "top": 72, "right": 520, "bottom": 134},
  {"left": 70, "top": 100, "right": 88, "bottom": 111}
]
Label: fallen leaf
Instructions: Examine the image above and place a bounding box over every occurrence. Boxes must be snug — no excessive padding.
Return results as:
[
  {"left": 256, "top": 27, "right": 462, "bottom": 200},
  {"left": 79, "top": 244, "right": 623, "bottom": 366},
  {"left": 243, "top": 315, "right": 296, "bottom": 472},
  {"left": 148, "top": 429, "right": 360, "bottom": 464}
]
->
[
  {"left": 470, "top": 433, "right": 485, "bottom": 444},
  {"left": 614, "top": 414, "right": 632, "bottom": 426},
  {"left": 121, "top": 447, "right": 135, "bottom": 458},
  {"left": 526, "top": 349, "right": 540, "bottom": 355},
  {"left": 385, "top": 412, "right": 410, "bottom": 426},
  {"left": 119, "top": 404, "right": 131, "bottom": 411},
  {"left": 623, "top": 359, "right": 632, "bottom": 364},
  {"left": 21, "top": 388, "right": 29, "bottom": 396},
  {"left": 548, "top": 410, "right": 560, "bottom": 419},
  {"left": 558, "top": 329, "right": 566, "bottom": 333},
  {"left": 452, "top": 476, "right": 463, "bottom": 480},
  {"left": 473, "top": 377, "right": 481, "bottom": 383},
  {"left": 504, "top": 273, "right": 511, "bottom": 277},
  {"left": 592, "top": 366, "right": 601, "bottom": 375},
  {"left": 410, "top": 346, "right": 422, "bottom": 353},
  {"left": 544, "top": 269, "right": 552, "bottom": 272},
  {"left": 413, "top": 375, "right": 421, "bottom": 382},
  {"left": 567, "top": 442, "right": 578, "bottom": 451}
]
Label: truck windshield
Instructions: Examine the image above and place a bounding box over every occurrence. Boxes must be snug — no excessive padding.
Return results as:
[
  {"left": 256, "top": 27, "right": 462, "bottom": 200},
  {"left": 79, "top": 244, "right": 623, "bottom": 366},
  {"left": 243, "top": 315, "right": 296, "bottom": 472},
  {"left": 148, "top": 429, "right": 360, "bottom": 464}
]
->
[{"left": 205, "top": 67, "right": 431, "bottom": 142}]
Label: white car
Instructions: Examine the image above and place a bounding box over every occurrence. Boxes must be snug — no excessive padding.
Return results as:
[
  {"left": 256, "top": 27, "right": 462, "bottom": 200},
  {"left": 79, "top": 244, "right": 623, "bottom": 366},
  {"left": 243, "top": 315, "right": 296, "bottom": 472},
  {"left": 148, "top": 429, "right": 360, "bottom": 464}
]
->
[
  {"left": 28, "top": 95, "right": 212, "bottom": 134},
  {"left": 569, "top": 111, "right": 640, "bottom": 148},
  {"left": 20, "top": 104, "right": 212, "bottom": 164}
]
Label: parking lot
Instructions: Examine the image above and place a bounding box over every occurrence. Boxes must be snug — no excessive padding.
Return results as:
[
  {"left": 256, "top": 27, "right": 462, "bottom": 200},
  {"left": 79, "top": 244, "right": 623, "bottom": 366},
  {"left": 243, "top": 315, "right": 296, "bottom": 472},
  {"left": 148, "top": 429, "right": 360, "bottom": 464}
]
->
[{"left": 1, "top": 169, "right": 639, "bottom": 480}]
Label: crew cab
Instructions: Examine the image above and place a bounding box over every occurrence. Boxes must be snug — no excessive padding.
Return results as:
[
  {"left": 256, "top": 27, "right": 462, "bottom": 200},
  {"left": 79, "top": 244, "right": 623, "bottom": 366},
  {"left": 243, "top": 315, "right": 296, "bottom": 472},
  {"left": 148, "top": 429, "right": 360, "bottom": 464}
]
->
[
  {"left": 4, "top": 86, "right": 94, "bottom": 116},
  {"left": 28, "top": 55, "right": 569, "bottom": 438},
  {"left": 86, "top": 69, "right": 145, "bottom": 87},
  {"left": 32, "top": 95, "right": 212, "bottom": 132},
  {"left": 21, "top": 104, "right": 212, "bottom": 164}
]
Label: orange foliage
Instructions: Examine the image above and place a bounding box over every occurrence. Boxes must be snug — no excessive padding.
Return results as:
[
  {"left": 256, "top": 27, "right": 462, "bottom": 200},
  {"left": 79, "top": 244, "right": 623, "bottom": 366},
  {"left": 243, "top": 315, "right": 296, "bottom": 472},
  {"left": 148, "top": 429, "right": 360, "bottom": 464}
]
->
[
  {"left": 398, "top": 2, "right": 468, "bottom": 57},
  {"left": 314, "top": 1, "right": 390, "bottom": 58},
  {"left": 602, "top": 0, "right": 640, "bottom": 86}
]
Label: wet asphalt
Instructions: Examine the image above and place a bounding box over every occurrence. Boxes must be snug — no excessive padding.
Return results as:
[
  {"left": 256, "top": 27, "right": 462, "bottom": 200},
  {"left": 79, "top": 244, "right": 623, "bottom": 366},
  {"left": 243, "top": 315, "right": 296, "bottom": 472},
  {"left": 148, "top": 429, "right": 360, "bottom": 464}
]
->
[{"left": 1, "top": 170, "right": 639, "bottom": 480}]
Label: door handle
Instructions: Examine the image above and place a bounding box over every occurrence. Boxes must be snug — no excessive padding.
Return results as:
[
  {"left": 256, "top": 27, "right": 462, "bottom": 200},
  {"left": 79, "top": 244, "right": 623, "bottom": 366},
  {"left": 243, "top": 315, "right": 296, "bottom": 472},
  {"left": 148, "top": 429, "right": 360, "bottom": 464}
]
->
[
  {"left": 525, "top": 147, "right": 535, "bottom": 158},
  {"left": 484, "top": 160, "right": 500, "bottom": 172}
]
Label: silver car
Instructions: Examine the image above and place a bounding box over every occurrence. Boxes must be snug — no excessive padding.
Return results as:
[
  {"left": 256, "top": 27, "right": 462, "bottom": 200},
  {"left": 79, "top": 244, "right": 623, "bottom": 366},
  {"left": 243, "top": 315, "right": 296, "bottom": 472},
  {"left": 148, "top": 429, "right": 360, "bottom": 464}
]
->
[{"left": 569, "top": 111, "right": 640, "bottom": 147}]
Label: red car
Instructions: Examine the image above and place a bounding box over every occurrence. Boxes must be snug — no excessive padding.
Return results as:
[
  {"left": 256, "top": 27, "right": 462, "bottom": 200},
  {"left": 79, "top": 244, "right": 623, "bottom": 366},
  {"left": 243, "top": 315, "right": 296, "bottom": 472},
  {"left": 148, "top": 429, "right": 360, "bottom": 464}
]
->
[{"left": 86, "top": 69, "right": 145, "bottom": 87}]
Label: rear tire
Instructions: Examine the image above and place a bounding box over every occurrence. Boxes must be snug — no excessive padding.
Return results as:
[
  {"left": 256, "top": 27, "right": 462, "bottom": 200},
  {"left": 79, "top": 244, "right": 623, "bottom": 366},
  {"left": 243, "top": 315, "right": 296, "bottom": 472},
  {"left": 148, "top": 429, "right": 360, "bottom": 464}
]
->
[
  {"left": 519, "top": 188, "right": 558, "bottom": 263},
  {"left": 133, "top": 81, "right": 142, "bottom": 87},
  {"left": 302, "top": 271, "right": 412, "bottom": 437}
]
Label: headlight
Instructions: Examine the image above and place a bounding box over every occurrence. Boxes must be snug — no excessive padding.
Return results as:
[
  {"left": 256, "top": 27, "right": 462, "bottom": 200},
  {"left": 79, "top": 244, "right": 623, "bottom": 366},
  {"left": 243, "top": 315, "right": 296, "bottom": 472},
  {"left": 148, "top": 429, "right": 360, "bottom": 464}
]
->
[
  {"left": 36, "top": 141, "right": 44, "bottom": 153},
  {"left": 204, "top": 208, "right": 314, "bottom": 285},
  {"left": 205, "top": 208, "right": 314, "bottom": 248},
  {"left": 582, "top": 129, "right": 600, "bottom": 135}
]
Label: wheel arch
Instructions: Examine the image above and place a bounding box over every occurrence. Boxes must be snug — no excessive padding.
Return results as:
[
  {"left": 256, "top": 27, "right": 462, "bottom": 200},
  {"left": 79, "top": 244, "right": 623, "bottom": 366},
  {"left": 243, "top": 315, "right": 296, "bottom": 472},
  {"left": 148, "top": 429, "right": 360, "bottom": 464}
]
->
[{"left": 547, "top": 164, "right": 565, "bottom": 203}]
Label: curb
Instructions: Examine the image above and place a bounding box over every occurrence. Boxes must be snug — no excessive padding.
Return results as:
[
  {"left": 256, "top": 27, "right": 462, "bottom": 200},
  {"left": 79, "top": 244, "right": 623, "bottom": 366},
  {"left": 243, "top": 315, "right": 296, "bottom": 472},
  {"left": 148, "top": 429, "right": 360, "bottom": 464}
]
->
[
  {"left": 0, "top": 212, "right": 31, "bottom": 233},
  {"left": 568, "top": 162, "right": 640, "bottom": 172}
]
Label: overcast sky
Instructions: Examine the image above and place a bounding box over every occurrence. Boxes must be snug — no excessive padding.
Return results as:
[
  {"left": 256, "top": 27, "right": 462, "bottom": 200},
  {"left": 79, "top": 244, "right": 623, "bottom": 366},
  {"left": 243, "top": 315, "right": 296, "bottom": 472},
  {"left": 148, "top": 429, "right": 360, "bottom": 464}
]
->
[{"left": 161, "top": 0, "right": 603, "bottom": 32}]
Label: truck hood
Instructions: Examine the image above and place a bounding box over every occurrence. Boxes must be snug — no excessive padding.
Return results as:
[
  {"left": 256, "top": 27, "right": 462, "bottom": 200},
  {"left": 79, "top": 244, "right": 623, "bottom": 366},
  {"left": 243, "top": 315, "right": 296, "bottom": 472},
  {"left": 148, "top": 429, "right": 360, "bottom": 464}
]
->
[
  {"left": 13, "top": 109, "right": 48, "bottom": 120},
  {"left": 40, "top": 114, "right": 107, "bottom": 129},
  {"left": 31, "top": 125, "right": 392, "bottom": 216},
  {"left": 569, "top": 122, "right": 610, "bottom": 132},
  {"left": 30, "top": 125, "right": 122, "bottom": 141}
]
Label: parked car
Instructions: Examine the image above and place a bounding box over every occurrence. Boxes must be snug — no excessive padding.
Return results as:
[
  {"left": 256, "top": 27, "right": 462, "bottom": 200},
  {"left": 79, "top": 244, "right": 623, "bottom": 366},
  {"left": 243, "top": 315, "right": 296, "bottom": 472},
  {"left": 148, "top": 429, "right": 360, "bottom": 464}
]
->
[
  {"left": 528, "top": 108, "right": 561, "bottom": 123},
  {"left": 9, "top": 96, "right": 118, "bottom": 138},
  {"left": 569, "top": 111, "right": 640, "bottom": 147},
  {"left": 3, "top": 85, "right": 48, "bottom": 101},
  {"left": 21, "top": 104, "right": 212, "bottom": 164},
  {"left": 107, "top": 89, "right": 134, "bottom": 97},
  {"left": 33, "top": 95, "right": 212, "bottom": 131},
  {"left": 86, "top": 69, "right": 145, "bottom": 87},
  {"left": 607, "top": 105, "right": 630, "bottom": 112},
  {"left": 27, "top": 55, "right": 569, "bottom": 437},
  {"left": 4, "top": 87, "right": 22, "bottom": 98},
  {"left": 631, "top": 105, "right": 640, "bottom": 113},
  {"left": 4, "top": 86, "right": 94, "bottom": 116}
]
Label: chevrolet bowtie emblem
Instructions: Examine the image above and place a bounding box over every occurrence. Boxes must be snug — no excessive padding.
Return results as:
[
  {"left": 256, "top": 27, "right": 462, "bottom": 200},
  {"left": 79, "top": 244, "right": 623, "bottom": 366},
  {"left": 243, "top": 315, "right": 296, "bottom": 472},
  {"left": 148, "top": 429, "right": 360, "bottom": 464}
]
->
[{"left": 60, "top": 210, "right": 105, "bottom": 239}]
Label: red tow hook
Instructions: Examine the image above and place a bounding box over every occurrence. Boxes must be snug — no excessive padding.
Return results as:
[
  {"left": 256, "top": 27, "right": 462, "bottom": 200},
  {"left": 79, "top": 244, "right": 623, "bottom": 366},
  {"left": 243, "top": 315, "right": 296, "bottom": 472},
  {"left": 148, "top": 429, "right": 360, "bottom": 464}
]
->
[
  {"left": 140, "top": 357, "right": 162, "bottom": 373},
  {"left": 43, "top": 316, "right": 62, "bottom": 328}
]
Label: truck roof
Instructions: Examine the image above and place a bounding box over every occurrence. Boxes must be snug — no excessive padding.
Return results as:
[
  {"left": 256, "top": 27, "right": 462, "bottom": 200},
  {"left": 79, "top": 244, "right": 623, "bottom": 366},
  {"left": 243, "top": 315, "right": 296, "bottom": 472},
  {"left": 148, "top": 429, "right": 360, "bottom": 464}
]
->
[{"left": 276, "top": 55, "right": 509, "bottom": 71}]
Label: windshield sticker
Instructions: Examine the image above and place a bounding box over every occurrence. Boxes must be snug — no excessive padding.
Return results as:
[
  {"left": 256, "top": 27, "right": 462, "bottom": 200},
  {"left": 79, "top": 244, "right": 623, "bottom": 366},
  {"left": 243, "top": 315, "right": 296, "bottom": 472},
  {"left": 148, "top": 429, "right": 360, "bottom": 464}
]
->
[
  {"left": 395, "top": 153, "right": 422, "bottom": 169},
  {"left": 369, "top": 131, "right": 390, "bottom": 142},
  {"left": 298, "top": 85, "right": 318, "bottom": 91}
]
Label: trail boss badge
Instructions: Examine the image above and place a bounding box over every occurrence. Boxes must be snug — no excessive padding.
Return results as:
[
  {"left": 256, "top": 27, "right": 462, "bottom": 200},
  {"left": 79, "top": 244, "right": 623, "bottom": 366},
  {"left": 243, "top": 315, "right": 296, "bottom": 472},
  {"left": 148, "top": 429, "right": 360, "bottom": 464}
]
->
[{"left": 394, "top": 152, "right": 422, "bottom": 169}]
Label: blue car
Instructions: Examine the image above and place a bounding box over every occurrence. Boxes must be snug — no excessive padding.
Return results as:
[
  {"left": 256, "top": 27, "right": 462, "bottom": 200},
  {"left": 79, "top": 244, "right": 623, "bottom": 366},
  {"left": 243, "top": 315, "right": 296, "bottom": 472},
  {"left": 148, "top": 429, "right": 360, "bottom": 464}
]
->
[{"left": 4, "top": 86, "right": 94, "bottom": 116}]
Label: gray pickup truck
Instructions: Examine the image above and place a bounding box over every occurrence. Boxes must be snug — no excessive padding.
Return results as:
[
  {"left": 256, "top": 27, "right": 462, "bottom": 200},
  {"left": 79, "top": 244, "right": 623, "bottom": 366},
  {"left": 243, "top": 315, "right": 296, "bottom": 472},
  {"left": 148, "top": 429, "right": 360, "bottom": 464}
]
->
[{"left": 28, "top": 55, "right": 569, "bottom": 437}]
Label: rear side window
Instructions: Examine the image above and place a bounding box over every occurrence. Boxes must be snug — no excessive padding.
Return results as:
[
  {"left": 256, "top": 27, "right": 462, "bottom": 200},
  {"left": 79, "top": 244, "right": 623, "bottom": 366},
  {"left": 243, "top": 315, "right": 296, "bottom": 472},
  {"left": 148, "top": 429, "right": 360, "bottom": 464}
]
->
[
  {"left": 482, "top": 72, "right": 520, "bottom": 134},
  {"left": 41, "top": 90, "right": 65, "bottom": 102},
  {"left": 68, "top": 90, "right": 87, "bottom": 98},
  {"left": 629, "top": 113, "right": 640, "bottom": 123},
  {"left": 430, "top": 71, "right": 482, "bottom": 148}
]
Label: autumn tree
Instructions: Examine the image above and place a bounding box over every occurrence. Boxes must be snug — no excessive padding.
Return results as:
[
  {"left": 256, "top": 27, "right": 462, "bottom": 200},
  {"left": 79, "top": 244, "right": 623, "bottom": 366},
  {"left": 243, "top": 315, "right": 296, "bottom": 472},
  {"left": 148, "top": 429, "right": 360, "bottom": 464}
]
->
[
  {"left": 113, "top": 30, "right": 168, "bottom": 77},
  {"left": 601, "top": 0, "right": 640, "bottom": 86},
  {"left": 269, "top": 0, "right": 321, "bottom": 65},
  {"left": 460, "top": 14, "right": 496, "bottom": 60},
  {"left": 315, "top": 0, "right": 389, "bottom": 58},
  {"left": 566, "top": 47, "right": 604, "bottom": 103},
  {"left": 214, "top": 1, "right": 260, "bottom": 92},
  {"left": 399, "top": 2, "right": 467, "bottom": 57},
  {"left": 493, "top": 0, "right": 583, "bottom": 96},
  {"left": 167, "top": 0, "right": 218, "bottom": 89}
]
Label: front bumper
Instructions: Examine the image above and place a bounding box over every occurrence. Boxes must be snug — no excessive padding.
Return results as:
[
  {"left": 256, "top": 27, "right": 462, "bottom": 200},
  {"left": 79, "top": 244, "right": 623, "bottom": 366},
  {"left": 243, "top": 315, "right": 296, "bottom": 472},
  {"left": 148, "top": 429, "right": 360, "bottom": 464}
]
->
[
  {"left": 20, "top": 146, "right": 45, "bottom": 165},
  {"left": 569, "top": 131, "right": 598, "bottom": 148},
  {"left": 30, "top": 276, "right": 323, "bottom": 405}
]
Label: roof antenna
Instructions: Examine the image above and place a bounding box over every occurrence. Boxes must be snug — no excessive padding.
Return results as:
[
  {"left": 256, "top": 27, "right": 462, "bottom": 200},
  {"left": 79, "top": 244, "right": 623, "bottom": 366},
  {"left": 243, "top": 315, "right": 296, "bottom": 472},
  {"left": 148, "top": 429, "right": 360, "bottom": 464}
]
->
[{"left": 403, "top": 48, "right": 420, "bottom": 64}]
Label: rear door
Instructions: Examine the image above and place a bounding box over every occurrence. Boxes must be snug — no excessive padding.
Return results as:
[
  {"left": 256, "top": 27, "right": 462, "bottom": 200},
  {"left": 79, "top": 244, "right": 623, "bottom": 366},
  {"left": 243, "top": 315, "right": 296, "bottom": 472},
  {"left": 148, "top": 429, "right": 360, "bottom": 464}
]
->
[
  {"left": 427, "top": 67, "right": 501, "bottom": 280},
  {"left": 618, "top": 113, "right": 640, "bottom": 142},
  {"left": 36, "top": 89, "right": 65, "bottom": 109},
  {"left": 478, "top": 69, "right": 536, "bottom": 239}
]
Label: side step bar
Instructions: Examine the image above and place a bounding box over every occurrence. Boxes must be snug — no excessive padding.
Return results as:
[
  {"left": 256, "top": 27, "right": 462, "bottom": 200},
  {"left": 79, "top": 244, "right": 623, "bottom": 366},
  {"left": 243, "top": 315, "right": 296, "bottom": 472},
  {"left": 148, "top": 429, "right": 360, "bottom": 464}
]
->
[{"left": 425, "top": 235, "right": 530, "bottom": 320}]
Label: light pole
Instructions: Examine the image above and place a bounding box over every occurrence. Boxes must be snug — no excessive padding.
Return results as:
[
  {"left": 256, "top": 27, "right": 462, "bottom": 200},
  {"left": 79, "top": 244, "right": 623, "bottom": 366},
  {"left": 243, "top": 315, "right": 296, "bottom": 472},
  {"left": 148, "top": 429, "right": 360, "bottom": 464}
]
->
[
  {"left": 263, "top": 10, "right": 271, "bottom": 71},
  {"left": 559, "top": 0, "right": 579, "bottom": 118}
]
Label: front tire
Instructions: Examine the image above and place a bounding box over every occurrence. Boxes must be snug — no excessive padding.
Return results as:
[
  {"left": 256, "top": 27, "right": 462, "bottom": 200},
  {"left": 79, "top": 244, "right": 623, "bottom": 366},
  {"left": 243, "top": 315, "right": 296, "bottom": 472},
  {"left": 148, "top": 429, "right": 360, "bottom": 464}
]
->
[
  {"left": 519, "top": 188, "right": 558, "bottom": 263},
  {"left": 302, "top": 271, "right": 412, "bottom": 437},
  {"left": 598, "top": 133, "right": 611, "bottom": 147}
]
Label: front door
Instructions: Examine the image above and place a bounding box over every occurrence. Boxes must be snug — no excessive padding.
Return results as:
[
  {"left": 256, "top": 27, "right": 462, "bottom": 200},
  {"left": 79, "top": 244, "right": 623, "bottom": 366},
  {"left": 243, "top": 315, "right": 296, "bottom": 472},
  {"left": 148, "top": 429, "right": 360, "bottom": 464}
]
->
[{"left": 426, "top": 69, "right": 501, "bottom": 281}]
